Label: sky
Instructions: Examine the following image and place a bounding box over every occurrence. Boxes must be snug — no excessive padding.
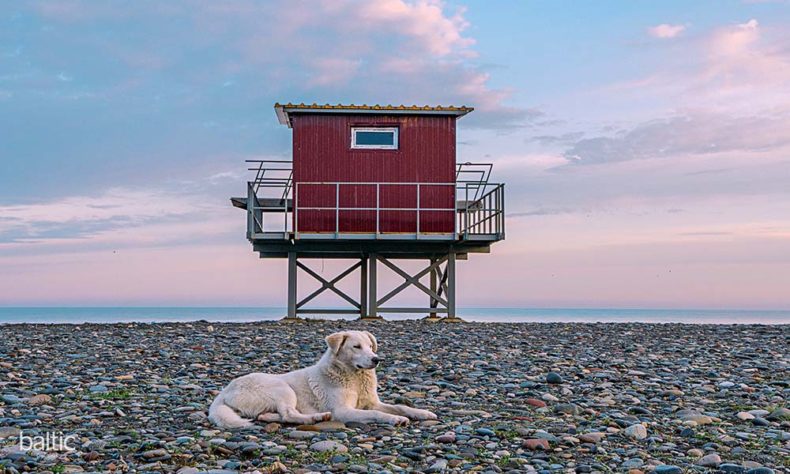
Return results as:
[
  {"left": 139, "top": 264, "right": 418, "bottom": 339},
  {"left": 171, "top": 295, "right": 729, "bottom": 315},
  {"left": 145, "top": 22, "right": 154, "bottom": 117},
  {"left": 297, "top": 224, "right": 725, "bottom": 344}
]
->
[{"left": 1, "top": 0, "right": 790, "bottom": 309}]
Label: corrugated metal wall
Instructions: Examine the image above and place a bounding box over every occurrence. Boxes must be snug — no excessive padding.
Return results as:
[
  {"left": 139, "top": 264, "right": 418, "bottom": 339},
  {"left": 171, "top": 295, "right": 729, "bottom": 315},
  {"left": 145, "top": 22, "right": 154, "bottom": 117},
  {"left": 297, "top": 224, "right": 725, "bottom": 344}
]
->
[{"left": 292, "top": 114, "right": 456, "bottom": 234}]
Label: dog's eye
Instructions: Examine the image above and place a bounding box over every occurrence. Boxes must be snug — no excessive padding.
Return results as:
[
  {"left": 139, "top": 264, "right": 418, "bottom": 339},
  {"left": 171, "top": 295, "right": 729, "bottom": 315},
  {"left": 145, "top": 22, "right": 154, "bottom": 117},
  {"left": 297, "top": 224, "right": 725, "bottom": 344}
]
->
[{"left": 353, "top": 344, "right": 362, "bottom": 349}]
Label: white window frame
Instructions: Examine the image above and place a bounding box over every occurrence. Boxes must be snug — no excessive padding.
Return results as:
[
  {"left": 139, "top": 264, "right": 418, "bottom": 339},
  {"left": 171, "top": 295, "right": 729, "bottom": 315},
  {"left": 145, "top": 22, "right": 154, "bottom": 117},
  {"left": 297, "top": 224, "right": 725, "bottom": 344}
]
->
[{"left": 351, "top": 127, "right": 398, "bottom": 150}]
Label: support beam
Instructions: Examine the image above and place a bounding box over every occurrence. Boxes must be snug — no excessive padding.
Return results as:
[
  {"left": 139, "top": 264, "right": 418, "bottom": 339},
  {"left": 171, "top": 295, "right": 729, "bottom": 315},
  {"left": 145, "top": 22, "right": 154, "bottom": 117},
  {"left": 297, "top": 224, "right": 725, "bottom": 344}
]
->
[
  {"left": 447, "top": 251, "right": 456, "bottom": 319},
  {"left": 429, "top": 258, "right": 438, "bottom": 318},
  {"left": 367, "top": 254, "right": 378, "bottom": 318},
  {"left": 280, "top": 252, "right": 460, "bottom": 321},
  {"left": 360, "top": 256, "right": 368, "bottom": 318},
  {"left": 377, "top": 256, "right": 448, "bottom": 307},
  {"left": 296, "top": 260, "right": 361, "bottom": 309},
  {"left": 286, "top": 252, "right": 297, "bottom": 319}
]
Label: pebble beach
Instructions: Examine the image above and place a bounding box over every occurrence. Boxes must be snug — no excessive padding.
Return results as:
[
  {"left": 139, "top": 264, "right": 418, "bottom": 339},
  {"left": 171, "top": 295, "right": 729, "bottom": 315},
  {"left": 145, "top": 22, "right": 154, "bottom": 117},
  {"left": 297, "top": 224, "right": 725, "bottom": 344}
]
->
[{"left": 0, "top": 321, "right": 787, "bottom": 474}]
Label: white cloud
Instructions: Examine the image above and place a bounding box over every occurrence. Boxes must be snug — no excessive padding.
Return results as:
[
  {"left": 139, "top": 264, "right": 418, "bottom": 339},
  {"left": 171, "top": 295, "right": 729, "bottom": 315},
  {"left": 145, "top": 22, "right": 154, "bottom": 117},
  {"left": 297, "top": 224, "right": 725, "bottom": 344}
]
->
[
  {"left": 0, "top": 178, "right": 236, "bottom": 245},
  {"left": 563, "top": 110, "right": 790, "bottom": 165},
  {"left": 355, "top": 0, "right": 475, "bottom": 57},
  {"left": 648, "top": 23, "right": 687, "bottom": 39},
  {"left": 29, "top": 0, "right": 526, "bottom": 128}
]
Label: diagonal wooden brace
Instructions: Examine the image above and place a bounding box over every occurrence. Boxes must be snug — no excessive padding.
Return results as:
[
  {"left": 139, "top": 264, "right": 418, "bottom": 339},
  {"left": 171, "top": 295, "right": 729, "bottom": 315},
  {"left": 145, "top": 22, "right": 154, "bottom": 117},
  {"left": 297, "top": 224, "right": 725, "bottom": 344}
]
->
[
  {"left": 296, "top": 260, "right": 362, "bottom": 309},
  {"left": 377, "top": 256, "right": 448, "bottom": 307}
]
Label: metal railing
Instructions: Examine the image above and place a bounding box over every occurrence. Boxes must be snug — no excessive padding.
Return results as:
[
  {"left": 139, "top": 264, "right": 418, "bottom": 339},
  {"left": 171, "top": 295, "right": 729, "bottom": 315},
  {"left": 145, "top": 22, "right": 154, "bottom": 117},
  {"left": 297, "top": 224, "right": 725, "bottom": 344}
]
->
[
  {"left": 245, "top": 160, "right": 504, "bottom": 240},
  {"left": 457, "top": 162, "right": 493, "bottom": 202},
  {"left": 294, "top": 181, "right": 456, "bottom": 239},
  {"left": 459, "top": 182, "right": 505, "bottom": 238},
  {"left": 246, "top": 160, "right": 292, "bottom": 236}
]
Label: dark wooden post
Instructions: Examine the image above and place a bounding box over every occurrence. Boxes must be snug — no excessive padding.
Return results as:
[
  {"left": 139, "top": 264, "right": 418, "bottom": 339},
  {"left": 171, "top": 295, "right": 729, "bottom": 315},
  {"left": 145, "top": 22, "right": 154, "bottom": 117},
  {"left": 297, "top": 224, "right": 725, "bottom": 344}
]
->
[{"left": 286, "top": 252, "right": 297, "bottom": 319}]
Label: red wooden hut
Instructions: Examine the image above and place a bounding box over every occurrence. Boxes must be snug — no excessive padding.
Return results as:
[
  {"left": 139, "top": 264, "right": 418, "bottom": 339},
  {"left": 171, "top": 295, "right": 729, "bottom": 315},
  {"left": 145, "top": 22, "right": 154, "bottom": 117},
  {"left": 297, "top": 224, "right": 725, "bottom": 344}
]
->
[{"left": 232, "top": 103, "right": 505, "bottom": 320}]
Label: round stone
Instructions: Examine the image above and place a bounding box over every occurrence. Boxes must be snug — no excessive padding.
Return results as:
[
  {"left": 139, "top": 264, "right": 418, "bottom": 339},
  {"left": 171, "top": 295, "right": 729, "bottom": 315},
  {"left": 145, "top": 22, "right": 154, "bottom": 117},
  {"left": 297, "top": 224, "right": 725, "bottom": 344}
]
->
[
  {"left": 546, "top": 372, "right": 564, "bottom": 384},
  {"left": 623, "top": 424, "right": 647, "bottom": 440},
  {"left": 310, "top": 440, "right": 348, "bottom": 453},
  {"left": 697, "top": 453, "right": 722, "bottom": 467},
  {"left": 654, "top": 466, "right": 682, "bottom": 474}
]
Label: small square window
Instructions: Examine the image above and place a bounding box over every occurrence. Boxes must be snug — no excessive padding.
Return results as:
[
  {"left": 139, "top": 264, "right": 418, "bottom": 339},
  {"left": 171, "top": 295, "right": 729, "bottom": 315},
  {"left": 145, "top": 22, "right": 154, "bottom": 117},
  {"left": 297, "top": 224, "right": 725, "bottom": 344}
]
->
[{"left": 351, "top": 127, "right": 398, "bottom": 150}]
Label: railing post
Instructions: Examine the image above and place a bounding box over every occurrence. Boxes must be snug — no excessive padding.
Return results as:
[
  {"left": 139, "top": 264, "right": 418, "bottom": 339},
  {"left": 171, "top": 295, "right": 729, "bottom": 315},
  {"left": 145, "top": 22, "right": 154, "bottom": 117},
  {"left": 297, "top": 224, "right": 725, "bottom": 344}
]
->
[
  {"left": 488, "top": 191, "right": 492, "bottom": 234},
  {"left": 294, "top": 183, "right": 299, "bottom": 239},
  {"left": 376, "top": 183, "right": 380, "bottom": 238},
  {"left": 247, "top": 182, "right": 254, "bottom": 238},
  {"left": 335, "top": 183, "right": 340, "bottom": 238},
  {"left": 464, "top": 184, "right": 469, "bottom": 238},
  {"left": 283, "top": 185, "right": 288, "bottom": 236},
  {"left": 453, "top": 182, "right": 458, "bottom": 240},
  {"left": 501, "top": 183, "right": 505, "bottom": 238},
  {"left": 416, "top": 183, "right": 420, "bottom": 238}
]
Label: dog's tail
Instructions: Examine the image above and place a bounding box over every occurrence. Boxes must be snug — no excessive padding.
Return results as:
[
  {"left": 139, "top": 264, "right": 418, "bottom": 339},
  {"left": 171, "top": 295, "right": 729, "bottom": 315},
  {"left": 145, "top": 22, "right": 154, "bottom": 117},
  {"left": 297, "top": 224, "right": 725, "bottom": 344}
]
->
[{"left": 208, "top": 393, "right": 253, "bottom": 429}]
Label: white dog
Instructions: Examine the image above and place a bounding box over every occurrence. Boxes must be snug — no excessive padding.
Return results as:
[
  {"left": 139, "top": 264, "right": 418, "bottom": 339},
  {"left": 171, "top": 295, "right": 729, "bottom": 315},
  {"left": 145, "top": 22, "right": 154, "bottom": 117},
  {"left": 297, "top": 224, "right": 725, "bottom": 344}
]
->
[{"left": 208, "top": 330, "right": 437, "bottom": 428}]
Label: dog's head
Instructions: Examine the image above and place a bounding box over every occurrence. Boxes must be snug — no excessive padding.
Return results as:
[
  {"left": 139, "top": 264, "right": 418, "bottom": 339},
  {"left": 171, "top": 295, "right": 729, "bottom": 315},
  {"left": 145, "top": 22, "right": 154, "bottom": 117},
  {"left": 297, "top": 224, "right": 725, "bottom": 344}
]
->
[{"left": 325, "top": 330, "right": 379, "bottom": 370}]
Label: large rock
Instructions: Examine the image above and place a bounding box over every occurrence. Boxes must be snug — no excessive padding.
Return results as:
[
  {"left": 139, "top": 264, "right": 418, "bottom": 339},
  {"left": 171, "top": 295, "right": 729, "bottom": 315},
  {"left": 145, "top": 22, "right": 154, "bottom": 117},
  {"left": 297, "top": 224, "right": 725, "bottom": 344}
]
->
[
  {"left": 623, "top": 424, "right": 647, "bottom": 440},
  {"left": 0, "top": 426, "right": 21, "bottom": 438},
  {"left": 1, "top": 394, "right": 23, "bottom": 404},
  {"left": 554, "top": 403, "right": 581, "bottom": 415},
  {"left": 525, "top": 398, "right": 547, "bottom": 408},
  {"left": 546, "top": 372, "right": 564, "bottom": 384},
  {"left": 578, "top": 432, "right": 605, "bottom": 444},
  {"left": 766, "top": 407, "right": 790, "bottom": 421},
  {"left": 654, "top": 466, "right": 682, "bottom": 474},
  {"left": 523, "top": 438, "right": 550, "bottom": 450},
  {"left": 27, "top": 394, "right": 52, "bottom": 406},
  {"left": 315, "top": 420, "right": 346, "bottom": 432},
  {"left": 310, "top": 440, "right": 348, "bottom": 453},
  {"left": 681, "top": 414, "right": 713, "bottom": 425},
  {"left": 697, "top": 453, "right": 722, "bottom": 467},
  {"left": 287, "top": 430, "right": 318, "bottom": 439},
  {"left": 737, "top": 411, "right": 755, "bottom": 421}
]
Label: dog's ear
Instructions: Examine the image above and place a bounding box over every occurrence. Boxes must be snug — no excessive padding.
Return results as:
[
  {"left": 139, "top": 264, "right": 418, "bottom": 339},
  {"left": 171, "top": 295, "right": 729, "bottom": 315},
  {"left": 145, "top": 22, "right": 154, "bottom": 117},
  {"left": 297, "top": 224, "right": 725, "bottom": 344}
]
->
[
  {"left": 363, "top": 331, "right": 378, "bottom": 352},
  {"left": 325, "top": 332, "right": 348, "bottom": 354}
]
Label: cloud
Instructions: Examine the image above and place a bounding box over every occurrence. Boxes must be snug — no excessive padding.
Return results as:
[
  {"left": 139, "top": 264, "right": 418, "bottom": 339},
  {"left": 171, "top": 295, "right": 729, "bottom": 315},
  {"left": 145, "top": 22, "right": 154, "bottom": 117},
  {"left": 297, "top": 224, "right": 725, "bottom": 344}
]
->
[
  {"left": 648, "top": 23, "right": 687, "bottom": 39},
  {"left": 22, "top": 0, "right": 525, "bottom": 128},
  {"left": 354, "top": 0, "right": 475, "bottom": 56},
  {"left": 563, "top": 110, "right": 790, "bottom": 165},
  {"left": 600, "top": 17, "right": 790, "bottom": 115},
  {"left": 563, "top": 18, "right": 790, "bottom": 166},
  {"left": 0, "top": 181, "right": 235, "bottom": 245},
  {"left": 507, "top": 208, "right": 576, "bottom": 218}
]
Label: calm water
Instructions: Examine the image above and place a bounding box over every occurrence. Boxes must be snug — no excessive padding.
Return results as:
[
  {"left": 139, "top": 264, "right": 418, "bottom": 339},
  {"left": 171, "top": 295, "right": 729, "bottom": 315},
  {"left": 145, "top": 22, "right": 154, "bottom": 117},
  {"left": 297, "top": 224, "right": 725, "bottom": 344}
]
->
[{"left": 0, "top": 307, "right": 788, "bottom": 324}]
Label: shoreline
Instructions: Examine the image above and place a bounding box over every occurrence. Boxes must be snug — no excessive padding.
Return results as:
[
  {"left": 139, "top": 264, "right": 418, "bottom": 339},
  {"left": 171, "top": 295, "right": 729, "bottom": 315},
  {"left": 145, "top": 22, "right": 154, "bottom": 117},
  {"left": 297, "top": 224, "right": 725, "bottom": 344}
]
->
[
  {"left": 2, "top": 307, "right": 789, "bottom": 326},
  {"left": 0, "top": 318, "right": 790, "bottom": 329},
  {"left": 1, "top": 320, "right": 790, "bottom": 327},
  {"left": 1, "top": 321, "right": 787, "bottom": 473}
]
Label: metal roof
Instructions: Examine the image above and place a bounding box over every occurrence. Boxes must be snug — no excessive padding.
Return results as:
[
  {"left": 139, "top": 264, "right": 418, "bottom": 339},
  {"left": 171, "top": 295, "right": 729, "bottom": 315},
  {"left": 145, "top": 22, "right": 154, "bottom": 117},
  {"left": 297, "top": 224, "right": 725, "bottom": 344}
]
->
[{"left": 274, "top": 102, "right": 474, "bottom": 127}]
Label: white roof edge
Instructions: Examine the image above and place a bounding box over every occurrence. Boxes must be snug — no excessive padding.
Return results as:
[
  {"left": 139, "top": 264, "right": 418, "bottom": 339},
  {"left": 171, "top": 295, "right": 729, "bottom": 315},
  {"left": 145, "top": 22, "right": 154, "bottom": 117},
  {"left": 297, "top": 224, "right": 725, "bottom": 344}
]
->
[{"left": 273, "top": 104, "right": 473, "bottom": 128}]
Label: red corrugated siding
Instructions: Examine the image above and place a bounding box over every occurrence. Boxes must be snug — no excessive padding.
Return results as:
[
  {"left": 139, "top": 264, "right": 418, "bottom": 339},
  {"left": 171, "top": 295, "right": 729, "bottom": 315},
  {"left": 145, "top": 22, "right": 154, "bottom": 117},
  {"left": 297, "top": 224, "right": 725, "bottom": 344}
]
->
[{"left": 292, "top": 114, "right": 456, "bottom": 234}]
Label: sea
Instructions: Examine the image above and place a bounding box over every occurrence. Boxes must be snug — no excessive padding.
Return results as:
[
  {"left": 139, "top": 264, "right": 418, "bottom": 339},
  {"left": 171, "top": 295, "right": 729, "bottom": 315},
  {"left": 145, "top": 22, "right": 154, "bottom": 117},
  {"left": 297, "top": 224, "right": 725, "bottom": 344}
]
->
[{"left": 0, "top": 307, "right": 788, "bottom": 324}]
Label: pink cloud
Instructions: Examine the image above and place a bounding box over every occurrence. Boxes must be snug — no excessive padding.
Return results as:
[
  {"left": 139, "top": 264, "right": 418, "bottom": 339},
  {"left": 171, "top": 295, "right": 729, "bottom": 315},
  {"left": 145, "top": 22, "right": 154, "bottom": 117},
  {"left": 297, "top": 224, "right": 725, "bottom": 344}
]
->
[
  {"left": 356, "top": 0, "right": 475, "bottom": 57},
  {"left": 648, "top": 23, "right": 687, "bottom": 39},
  {"left": 595, "top": 17, "right": 790, "bottom": 113},
  {"left": 29, "top": 0, "right": 519, "bottom": 126}
]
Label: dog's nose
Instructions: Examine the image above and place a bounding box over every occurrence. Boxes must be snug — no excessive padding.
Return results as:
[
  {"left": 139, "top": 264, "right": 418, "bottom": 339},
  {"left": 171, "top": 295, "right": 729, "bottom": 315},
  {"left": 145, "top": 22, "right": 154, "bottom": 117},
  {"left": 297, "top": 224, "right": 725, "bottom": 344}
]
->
[{"left": 371, "top": 357, "right": 380, "bottom": 366}]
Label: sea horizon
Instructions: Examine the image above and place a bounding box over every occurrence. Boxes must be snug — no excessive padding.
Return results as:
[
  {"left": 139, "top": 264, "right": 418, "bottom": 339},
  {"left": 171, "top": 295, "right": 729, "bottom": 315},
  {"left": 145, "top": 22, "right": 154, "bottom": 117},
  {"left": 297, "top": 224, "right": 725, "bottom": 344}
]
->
[{"left": 1, "top": 306, "right": 788, "bottom": 325}]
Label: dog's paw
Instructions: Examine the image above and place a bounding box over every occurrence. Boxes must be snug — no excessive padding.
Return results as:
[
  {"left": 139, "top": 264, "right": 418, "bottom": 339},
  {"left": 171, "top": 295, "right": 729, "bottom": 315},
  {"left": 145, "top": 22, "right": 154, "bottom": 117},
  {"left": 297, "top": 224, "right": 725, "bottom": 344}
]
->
[
  {"left": 388, "top": 415, "right": 410, "bottom": 426},
  {"left": 315, "top": 412, "right": 332, "bottom": 422},
  {"left": 257, "top": 413, "right": 280, "bottom": 422},
  {"left": 411, "top": 409, "right": 437, "bottom": 421}
]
